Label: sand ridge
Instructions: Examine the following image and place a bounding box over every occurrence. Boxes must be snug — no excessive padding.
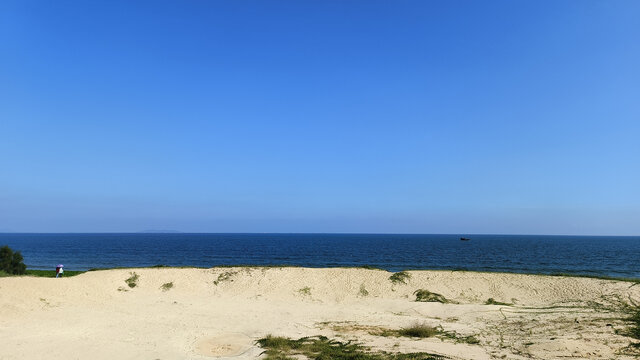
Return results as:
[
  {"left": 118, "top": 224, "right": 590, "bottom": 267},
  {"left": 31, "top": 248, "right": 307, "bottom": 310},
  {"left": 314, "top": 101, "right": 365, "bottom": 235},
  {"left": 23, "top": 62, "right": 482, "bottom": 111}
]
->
[{"left": 1, "top": 267, "right": 639, "bottom": 359}]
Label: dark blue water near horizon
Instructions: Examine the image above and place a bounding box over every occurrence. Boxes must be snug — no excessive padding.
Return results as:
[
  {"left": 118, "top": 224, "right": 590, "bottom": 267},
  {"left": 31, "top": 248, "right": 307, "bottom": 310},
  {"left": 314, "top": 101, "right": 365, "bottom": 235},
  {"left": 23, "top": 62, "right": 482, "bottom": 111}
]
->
[{"left": 1, "top": 233, "right": 639, "bottom": 278}]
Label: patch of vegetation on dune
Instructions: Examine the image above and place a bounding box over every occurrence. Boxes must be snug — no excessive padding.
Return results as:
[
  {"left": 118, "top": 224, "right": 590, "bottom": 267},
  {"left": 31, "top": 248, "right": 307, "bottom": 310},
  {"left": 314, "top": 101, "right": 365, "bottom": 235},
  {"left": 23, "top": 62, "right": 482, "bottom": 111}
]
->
[
  {"left": 213, "top": 271, "right": 237, "bottom": 285},
  {"left": 616, "top": 304, "right": 640, "bottom": 350},
  {"left": 257, "top": 335, "right": 446, "bottom": 360},
  {"left": 125, "top": 272, "right": 139, "bottom": 288},
  {"left": 413, "top": 289, "right": 449, "bottom": 303},
  {"left": 376, "top": 323, "right": 480, "bottom": 345},
  {"left": 160, "top": 282, "right": 174, "bottom": 291},
  {"left": 389, "top": 271, "right": 411, "bottom": 285},
  {"left": 396, "top": 323, "right": 439, "bottom": 338},
  {"left": 298, "top": 286, "right": 311, "bottom": 296}
]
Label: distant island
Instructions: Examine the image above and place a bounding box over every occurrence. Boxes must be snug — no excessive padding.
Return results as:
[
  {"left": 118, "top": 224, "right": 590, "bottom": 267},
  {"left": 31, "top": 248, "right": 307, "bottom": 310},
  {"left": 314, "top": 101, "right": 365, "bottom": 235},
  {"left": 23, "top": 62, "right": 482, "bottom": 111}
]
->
[{"left": 138, "top": 230, "right": 183, "bottom": 233}]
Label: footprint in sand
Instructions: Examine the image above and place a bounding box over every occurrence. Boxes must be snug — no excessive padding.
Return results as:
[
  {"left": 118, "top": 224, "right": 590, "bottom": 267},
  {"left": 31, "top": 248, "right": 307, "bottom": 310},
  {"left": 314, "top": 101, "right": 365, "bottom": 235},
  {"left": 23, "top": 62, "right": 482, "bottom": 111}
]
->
[{"left": 195, "top": 333, "right": 252, "bottom": 357}]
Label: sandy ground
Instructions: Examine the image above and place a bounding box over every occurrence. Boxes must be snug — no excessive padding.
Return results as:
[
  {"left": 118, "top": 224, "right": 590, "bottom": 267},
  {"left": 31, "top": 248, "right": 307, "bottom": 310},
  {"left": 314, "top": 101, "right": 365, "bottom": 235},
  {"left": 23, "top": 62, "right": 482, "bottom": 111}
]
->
[{"left": 1, "top": 267, "right": 639, "bottom": 360}]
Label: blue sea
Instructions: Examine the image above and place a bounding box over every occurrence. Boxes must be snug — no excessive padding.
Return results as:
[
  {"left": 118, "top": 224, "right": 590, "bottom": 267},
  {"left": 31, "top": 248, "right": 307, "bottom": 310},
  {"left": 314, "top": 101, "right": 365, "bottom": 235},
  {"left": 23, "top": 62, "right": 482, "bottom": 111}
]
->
[{"left": 1, "top": 233, "right": 638, "bottom": 278}]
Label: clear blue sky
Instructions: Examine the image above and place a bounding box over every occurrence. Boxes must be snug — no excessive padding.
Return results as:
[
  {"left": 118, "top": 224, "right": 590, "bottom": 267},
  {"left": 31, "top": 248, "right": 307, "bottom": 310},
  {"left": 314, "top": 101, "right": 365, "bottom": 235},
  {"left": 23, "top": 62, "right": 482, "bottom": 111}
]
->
[{"left": 1, "top": 1, "right": 639, "bottom": 234}]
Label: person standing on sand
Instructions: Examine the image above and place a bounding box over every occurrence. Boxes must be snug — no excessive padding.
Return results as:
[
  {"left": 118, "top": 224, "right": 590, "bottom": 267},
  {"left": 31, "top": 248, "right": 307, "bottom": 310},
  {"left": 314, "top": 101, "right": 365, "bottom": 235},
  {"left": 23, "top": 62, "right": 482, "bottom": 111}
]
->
[{"left": 56, "top": 264, "right": 64, "bottom": 278}]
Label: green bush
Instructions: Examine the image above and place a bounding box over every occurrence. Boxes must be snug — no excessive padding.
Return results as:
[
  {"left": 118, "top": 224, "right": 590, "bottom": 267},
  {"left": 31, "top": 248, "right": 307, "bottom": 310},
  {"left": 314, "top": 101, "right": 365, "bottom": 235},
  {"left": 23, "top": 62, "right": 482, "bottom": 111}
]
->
[{"left": 0, "top": 245, "right": 27, "bottom": 275}]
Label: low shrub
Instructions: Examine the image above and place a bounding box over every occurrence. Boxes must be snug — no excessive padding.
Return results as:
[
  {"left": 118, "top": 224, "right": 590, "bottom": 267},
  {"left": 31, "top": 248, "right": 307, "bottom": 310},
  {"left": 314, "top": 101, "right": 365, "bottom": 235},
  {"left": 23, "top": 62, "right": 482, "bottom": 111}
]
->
[
  {"left": 413, "top": 289, "right": 448, "bottom": 303},
  {"left": 397, "top": 323, "right": 439, "bottom": 338},
  {"left": 389, "top": 271, "right": 411, "bottom": 285}
]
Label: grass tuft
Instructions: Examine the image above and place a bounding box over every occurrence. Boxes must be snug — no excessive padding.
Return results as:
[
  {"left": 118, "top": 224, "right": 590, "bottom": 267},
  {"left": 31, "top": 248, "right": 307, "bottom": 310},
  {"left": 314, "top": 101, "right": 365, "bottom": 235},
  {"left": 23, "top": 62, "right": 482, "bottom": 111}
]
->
[
  {"left": 298, "top": 286, "right": 311, "bottom": 296},
  {"left": 413, "top": 289, "right": 448, "bottom": 303},
  {"left": 125, "top": 272, "right": 139, "bottom": 288},
  {"left": 213, "top": 271, "right": 236, "bottom": 285},
  {"left": 389, "top": 271, "right": 411, "bottom": 285},
  {"left": 375, "top": 323, "right": 479, "bottom": 345},
  {"left": 397, "top": 323, "right": 439, "bottom": 338},
  {"left": 160, "top": 282, "right": 174, "bottom": 291},
  {"left": 359, "top": 284, "right": 369, "bottom": 297}
]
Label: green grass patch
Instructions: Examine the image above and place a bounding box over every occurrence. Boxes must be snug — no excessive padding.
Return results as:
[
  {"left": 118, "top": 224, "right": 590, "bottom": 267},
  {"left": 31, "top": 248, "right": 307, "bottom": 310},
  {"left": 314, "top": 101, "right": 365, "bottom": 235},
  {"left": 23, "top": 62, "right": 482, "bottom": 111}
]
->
[
  {"left": 617, "top": 307, "right": 640, "bottom": 349},
  {"left": 125, "top": 272, "right": 139, "bottom": 288},
  {"left": 485, "top": 298, "right": 512, "bottom": 306},
  {"left": 257, "top": 335, "right": 445, "bottom": 360},
  {"left": 414, "top": 289, "right": 448, "bottom": 303},
  {"left": 160, "top": 282, "right": 174, "bottom": 291},
  {"left": 298, "top": 286, "right": 311, "bottom": 296},
  {"left": 376, "top": 323, "right": 479, "bottom": 345},
  {"left": 397, "top": 324, "right": 439, "bottom": 338},
  {"left": 389, "top": 271, "right": 411, "bottom": 285}
]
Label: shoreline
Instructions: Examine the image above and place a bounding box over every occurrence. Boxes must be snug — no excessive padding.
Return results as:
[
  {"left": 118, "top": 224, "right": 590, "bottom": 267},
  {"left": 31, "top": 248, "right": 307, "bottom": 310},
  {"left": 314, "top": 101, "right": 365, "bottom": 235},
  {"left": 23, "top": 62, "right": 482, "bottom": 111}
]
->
[{"left": 14, "top": 265, "right": 640, "bottom": 283}]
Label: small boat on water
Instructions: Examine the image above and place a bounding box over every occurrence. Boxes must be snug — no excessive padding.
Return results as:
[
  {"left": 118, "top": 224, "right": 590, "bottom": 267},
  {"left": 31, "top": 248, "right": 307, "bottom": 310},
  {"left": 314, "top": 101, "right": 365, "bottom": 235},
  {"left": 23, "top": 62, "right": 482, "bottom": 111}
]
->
[{"left": 460, "top": 237, "right": 470, "bottom": 241}]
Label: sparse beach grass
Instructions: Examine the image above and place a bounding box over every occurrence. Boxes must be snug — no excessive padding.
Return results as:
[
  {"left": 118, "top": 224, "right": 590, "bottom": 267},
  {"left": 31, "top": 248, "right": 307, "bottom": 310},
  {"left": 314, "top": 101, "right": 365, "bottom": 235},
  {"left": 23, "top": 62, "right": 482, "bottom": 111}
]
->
[
  {"left": 213, "top": 271, "right": 237, "bottom": 285},
  {"left": 298, "top": 286, "right": 311, "bottom": 295},
  {"left": 375, "top": 323, "right": 480, "bottom": 344},
  {"left": 125, "top": 272, "right": 139, "bottom": 288},
  {"left": 257, "top": 335, "right": 445, "bottom": 360},
  {"left": 616, "top": 304, "right": 640, "bottom": 349},
  {"left": 160, "top": 282, "right": 174, "bottom": 291}
]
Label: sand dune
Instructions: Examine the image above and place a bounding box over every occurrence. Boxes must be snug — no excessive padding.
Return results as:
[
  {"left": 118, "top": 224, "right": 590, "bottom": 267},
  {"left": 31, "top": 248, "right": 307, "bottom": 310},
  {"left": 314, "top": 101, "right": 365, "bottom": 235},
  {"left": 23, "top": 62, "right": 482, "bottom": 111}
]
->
[{"left": 1, "top": 267, "right": 639, "bottom": 359}]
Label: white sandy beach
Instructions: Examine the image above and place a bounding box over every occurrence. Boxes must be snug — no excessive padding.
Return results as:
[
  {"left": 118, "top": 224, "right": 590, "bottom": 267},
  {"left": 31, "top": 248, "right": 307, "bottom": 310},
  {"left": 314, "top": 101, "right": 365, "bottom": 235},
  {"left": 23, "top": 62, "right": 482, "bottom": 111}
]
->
[{"left": 1, "top": 267, "right": 639, "bottom": 359}]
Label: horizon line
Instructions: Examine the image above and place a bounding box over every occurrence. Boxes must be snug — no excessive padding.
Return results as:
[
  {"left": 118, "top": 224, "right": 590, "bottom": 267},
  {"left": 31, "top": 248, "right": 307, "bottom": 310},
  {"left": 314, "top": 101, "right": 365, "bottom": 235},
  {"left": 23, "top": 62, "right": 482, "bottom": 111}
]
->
[{"left": 0, "top": 231, "right": 638, "bottom": 237}]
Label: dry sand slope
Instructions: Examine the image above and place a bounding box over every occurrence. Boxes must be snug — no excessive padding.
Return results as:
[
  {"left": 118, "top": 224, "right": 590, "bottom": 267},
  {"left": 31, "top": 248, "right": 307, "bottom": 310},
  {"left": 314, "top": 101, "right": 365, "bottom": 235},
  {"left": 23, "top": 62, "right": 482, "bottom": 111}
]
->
[{"left": 1, "top": 267, "right": 639, "bottom": 360}]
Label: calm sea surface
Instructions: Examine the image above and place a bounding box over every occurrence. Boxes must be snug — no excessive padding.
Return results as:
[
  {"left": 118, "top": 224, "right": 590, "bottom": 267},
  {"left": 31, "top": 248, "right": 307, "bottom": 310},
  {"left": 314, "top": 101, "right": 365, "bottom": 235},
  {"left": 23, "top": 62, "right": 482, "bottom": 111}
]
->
[{"left": 1, "top": 233, "right": 638, "bottom": 278}]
